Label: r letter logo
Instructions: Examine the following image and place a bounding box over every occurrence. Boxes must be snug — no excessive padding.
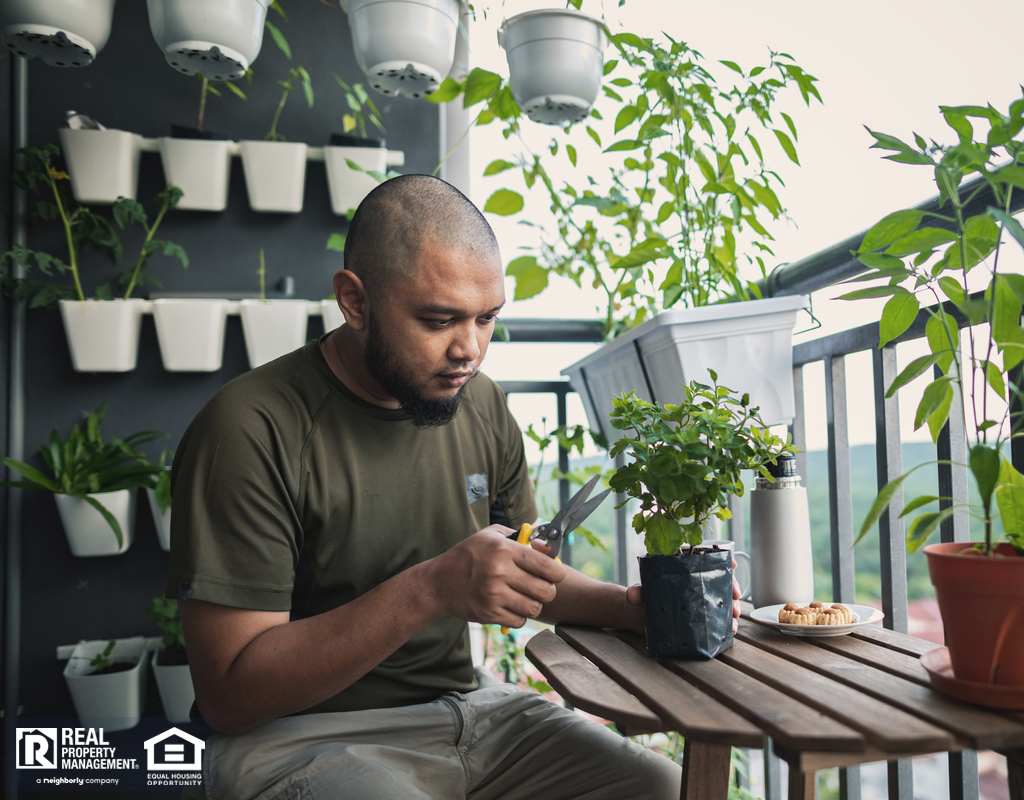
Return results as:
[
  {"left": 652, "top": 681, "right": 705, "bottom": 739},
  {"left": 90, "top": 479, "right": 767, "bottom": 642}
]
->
[{"left": 16, "top": 728, "right": 58, "bottom": 769}]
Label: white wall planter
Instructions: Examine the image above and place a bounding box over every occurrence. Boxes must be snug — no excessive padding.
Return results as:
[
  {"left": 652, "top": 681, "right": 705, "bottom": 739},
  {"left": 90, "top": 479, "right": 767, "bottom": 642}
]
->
[
  {"left": 152, "top": 298, "right": 228, "bottom": 372},
  {"left": 63, "top": 637, "right": 148, "bottom": 731},
  {"left": 147, "top": 0, "right": 270, "bottom": 80},
  {"left": 324, "top": 145, "right": 386, "bottom": 216},
  {"left": 59, "top": 127, "right": 142, "bottom": 204},
  {"left": 499, "top": 9, "right": 608, "bottom": 126},
  {"left": 147, "top": 487, "right": 171, "bottom": 552},
  {"left": 561, "top": 295, "right": 809, "bottom": 439},
  {"left": 151, "top": 647, "right": 193, "bottom": 723},
  {"left": 320, "top": 299, "right": 345, "bottom": 333},
  {"left": 158, "top": 137, "right": 232, "bottom": 211},
  {"left": 59, "top": 298, "right": 145, "bottom": 372},
  {"left": 346, "top": 0, "right": 461, "bottom": 98},
  {"left": 54, "top": 489, "right": 135, "bottom": 557},
  {"left": 240, "top": 140, "right": 308, "bottom": 213},
  {"left": 239, "top": 299, "right": 309, "bottom": 369},
  {"left": 0, "top": 0, "right": 116, "bottom": 67}
]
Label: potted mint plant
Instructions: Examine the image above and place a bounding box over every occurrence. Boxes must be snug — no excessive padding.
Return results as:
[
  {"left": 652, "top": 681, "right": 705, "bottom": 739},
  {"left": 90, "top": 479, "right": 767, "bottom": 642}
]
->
[
  {"left": 848, "top": 92, "right": 1024, "bottom": 700},
  {"left": 0, "top": 404, "right": 167, "bottom": 556},
  {"left": 147, "top": 598, "right": 194, "bottom": 723},
  {"left": 609, "top": 371, "right": 795, "bottom": 659}
]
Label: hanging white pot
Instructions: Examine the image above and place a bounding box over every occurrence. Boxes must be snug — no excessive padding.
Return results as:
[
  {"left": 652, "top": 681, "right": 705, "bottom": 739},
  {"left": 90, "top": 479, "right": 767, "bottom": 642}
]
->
[
  {"left": 240, "top": 140, "right": 308, "bottom": 213},
  {"left": 146, "top": 0, "right": 270, "bottom": 80},
  {"left": 152, "top": 298, "right": 229, "bottom": 372},
  {"left": 151, "top": 647, "right": 193, "bottom": 723},
  {"left": 54, "top": 489, "right": 136, "bottom": 557},
  {"left": 63, "top": 637, "right": 148, "bottom": 731},
  {"left": 0, "top": 0, "right": 116, "bottom": 67},
  {"left": 59, "top": 298, "right": 145, "bottom": 372},
  {"left": 59, "top": 127, "right": 142, "bottom": 204},
  {"left": 561, "top": 296, "right": 809, "bottom": 439},
  {"left": 158, "top": 137, "right": 232, "bottom": 212},
  {"left": 324, "top": 141, "right": 386, "bottom": 217},
  {"left": 345, "top": 0, "right": 461, "bottom": 99},
  {"left": 499, "top": 9, "right": 608, "bottom": 126},
  {"left": 146, "top": 487, "right": 171, "bottom": 552},
  {"left": 320, "top": 298, "right": 345, "bottom": 333},
  {"left": 239, "top": 299, "right": 309, "bottom": 369}
]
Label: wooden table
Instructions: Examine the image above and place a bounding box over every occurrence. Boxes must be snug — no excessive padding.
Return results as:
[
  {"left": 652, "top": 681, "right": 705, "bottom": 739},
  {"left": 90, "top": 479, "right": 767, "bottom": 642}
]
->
[{"left": 524, "top": 615, "right": 1024, "bottom": 800}]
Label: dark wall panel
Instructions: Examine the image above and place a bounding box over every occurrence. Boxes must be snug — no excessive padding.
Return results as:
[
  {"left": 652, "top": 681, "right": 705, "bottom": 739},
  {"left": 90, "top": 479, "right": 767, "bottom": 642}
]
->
[{"left": 13, "top": 1, "right": 440, "bottom": 721}]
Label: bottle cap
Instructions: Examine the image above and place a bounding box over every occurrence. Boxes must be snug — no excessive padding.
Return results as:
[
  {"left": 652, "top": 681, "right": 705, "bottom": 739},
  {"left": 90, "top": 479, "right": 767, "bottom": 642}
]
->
[{"left": 766, "top": 454, "right": 797, "bottom": 479}]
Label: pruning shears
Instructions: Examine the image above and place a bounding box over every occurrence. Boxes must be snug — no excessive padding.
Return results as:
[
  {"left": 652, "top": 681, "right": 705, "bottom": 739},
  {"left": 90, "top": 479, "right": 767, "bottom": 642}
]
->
[{"left": 501, "top": 474, "right": 611, "bottom": 634}]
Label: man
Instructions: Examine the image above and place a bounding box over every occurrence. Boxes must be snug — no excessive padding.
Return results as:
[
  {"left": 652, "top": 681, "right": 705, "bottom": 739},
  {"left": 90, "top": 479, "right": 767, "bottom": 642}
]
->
[{"left": 169, "top": 175, "right": 728, "bottom": 799}]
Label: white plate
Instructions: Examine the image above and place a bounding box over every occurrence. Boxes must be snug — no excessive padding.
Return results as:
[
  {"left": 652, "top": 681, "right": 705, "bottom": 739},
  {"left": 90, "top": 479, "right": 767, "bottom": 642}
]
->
[{"left": 749, "top": 603, "right": 885, "bottom": 638}]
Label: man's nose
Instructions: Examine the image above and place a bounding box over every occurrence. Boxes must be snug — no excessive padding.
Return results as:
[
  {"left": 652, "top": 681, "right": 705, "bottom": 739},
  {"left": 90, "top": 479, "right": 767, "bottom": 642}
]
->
[{"left": 448, "top": 324, "right": 482, "bottom": 363}]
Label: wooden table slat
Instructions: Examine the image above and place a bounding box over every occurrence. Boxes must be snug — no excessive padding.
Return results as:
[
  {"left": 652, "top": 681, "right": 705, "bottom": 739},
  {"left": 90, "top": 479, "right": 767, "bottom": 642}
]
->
[
  {"left": 850, "top": 624, "right": 943, "bottom": 657},
  {"left": 717, "top": 638, "right": 956, "bottom": 753},
  {"left": 809, "top": 631, "right": 934, "bottom": 687},
  {"left": 737, "top": 620, "right": 1024, "bottom": 751},
  {"left": 524, "top": 630, "right": 665, "bottom": 734},
  {"left": 554, "top": 626, "right": 764, "bottom": 748}
]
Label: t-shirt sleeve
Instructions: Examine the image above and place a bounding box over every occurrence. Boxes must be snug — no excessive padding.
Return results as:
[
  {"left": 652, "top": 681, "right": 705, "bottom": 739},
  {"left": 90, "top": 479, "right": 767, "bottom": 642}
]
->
[
  {"left": 495, "top": 394, "right": 538, "bottom": 529},
  {"left": 166, "top": 391, "right": 301, "bottom": 611}
]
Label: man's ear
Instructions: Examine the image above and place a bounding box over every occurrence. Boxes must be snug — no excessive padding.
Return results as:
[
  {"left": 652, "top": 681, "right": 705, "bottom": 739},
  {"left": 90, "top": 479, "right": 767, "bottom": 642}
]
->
[{"left": 333, "top": 270, "right": 368, "bottom": 331}]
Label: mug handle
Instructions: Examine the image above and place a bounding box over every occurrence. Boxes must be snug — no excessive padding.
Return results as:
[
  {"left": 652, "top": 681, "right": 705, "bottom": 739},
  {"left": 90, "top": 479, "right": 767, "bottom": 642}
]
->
[{"left": 732, "top": 551, "right": 752, "bottom": 602}]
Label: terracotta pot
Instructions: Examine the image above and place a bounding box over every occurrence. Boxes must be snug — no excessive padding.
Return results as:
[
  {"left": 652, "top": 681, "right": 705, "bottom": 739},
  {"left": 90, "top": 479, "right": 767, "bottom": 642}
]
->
[{"left": 924, "top": 541, "right": 1024, "bottom": 686}]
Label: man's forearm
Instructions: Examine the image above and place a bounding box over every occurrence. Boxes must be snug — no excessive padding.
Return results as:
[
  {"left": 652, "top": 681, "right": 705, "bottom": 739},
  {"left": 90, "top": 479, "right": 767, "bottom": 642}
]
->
[{"left": 536, "top": 566, "right": 642, "bottom": 632}]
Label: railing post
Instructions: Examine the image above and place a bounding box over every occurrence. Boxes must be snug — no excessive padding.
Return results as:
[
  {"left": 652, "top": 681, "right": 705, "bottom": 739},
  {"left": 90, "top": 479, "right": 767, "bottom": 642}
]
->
[
  {"left": 936, "top": 366, "right": 971, "bottom": 544},
  {"left": 556, "top": 387, "right": 571, "bottom": 568},
  {"left": 824, "top": 355, "right": 856, "bottom": 603}
]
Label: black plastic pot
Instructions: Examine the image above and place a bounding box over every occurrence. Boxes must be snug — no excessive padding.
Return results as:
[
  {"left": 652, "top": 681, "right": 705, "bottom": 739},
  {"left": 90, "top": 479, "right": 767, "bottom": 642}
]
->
[
  {"left": 328, "top": 133, "right": 386, "bottom": 148},
  {"left": 639, "top": 548, "right": 734, "bottom": 660}
]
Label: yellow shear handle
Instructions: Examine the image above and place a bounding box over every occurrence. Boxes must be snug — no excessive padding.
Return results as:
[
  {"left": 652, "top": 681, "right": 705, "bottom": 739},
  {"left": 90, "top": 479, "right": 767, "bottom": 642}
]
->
[{"left": 500, "top": 523, "right": 560, "bottom": 635}]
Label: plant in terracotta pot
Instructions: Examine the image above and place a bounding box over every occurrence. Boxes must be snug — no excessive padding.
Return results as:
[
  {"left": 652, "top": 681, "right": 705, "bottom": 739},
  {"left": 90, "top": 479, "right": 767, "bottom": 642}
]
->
[
  {"left": 848, "top": 91, "right": 1024, "bottom": 697},
  {"left": 608, "top": 371, "right": 795, "bottom": 659}
]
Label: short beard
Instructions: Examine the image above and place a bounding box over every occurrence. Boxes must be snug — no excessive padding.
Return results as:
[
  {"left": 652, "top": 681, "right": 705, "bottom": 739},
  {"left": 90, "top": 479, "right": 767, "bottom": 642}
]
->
[{"left": 363, "top": 316, "right": 472, "bottom": 428}]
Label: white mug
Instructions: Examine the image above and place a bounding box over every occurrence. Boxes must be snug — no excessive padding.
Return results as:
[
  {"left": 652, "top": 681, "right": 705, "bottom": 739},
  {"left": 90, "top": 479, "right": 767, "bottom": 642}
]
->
[{"left": 685, "top": 539, "right": 751, "bottom": 600}]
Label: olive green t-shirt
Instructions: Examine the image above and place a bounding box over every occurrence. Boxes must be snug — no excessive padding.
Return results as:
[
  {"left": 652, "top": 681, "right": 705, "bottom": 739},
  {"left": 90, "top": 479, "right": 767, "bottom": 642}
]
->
[{"left": 166, "top": 338, "right": 537, "bottom": 714}]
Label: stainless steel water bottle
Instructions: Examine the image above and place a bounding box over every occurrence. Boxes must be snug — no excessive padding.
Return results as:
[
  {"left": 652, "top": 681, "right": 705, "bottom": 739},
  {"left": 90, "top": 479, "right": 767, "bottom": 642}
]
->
[{"left": 748, "top": 454, "right": 814, "bottom": 607}]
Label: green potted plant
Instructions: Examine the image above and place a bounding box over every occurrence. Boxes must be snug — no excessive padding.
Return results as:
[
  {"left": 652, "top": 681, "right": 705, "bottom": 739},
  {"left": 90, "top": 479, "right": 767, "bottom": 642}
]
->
[
  {"left": 147, "top": 597, "right": 194, "bottom": 723},
  {"left": 324, "top": 75, "right": 389, "bottom": 217},
  {"left": 63, "top": 637, "right": 149, "bottom": 731},
  {"left": 239, "top": 248, "right": 310, "bottom": 369},
  {"left": 144, "top": 450, "right": 173, "bottom": 551},
  {"left": 848, "top": 92, "right": 1024, "bottom": 700},
  {"left": 434, "top": 36, "right": 820, "bottom": 433},
  {"left": 0, "top": 404, "right": 167, "bottom": 556},
  {"left": 608, "top": 371, "right": 795, "bottom": 659}
]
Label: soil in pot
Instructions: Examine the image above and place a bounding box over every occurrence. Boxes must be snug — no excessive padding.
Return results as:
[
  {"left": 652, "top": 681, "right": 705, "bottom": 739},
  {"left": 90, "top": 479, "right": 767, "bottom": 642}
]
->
[
  {"left": 328, "top": 133, "right": 386, "bottom": 148},
  {"left": 89, "top": 659, "right": 139, "bottom": 676},
  {"left": 170, "top": 124, "right": 226, "bottom": 140},
  {"left": 157, "top": 646, "right": 189, "bottom": 667},
  {"left": 640, "top": 547, "right": 734, "bottom": 660}
]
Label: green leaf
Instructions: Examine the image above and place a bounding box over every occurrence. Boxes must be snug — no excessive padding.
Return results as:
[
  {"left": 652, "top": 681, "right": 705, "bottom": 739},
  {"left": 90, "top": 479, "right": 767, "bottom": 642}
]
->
[
  {"left": 644, "top": 512, "right": 683, "bottom": 556},
  {"left": 264, "top": 21, "right": 291, "bottom": 59},
  {"left": 984, "top": 360, "right": 1006, "bottom": 398},
  {"left": 907, "top": 507, "right": 957, "bottom": 553},
  {"left": 586, "top": 127, "right": 601, "bottom": 147},
  {"left": 426, "top": 77, "right": 461, "bottom": 103},
  {"left": 463, "top": 68, "right": 501, "bottom": 108},
  {"left": 860, "top": 210, "right": 924, "bottom": 252},
  {"left": 993, "top": 274, "right": 1024, "bottom": 370},
  {"left": 997, "top": 458, "right": 1024, "bottom": 537},
  {"left": 926, "top": 381, "right": 954, "bottom": 443},
  {"left": 604, "top": 139, "right": 642, "bottom": 152},
  {"left": 925, "top": 310, "right": 958, "bottom": 373},
  {"left": 566, "top": 145, "right": 577, "bottom": 167},
  {"left": 937, "top": 276, "right": 966, "bottom": 305},
  {"left": 82, "top": 494, "right": 123, "bottom": 549},
  {"left": 719, "top": 60, "right": 743, "bottom": 74},
  {"left": 505, "top": 255, "right": 548, "bottom": 300},
  {"left": 0, "top": 457, "right": 59, "bottom": 491},
  {"left": 483, "top": 159, "right": 516, "bottom": 176},
  {"left": 899, "top": 495, "right": 941, "bottom": 517},
  {"left": 614, "top": 106, "right": 638, "bottom": 133},
  {"left": 865, "top": 127, "right": 934, "bottom": 166},
  {"left": 971, "top": 443, "right": 1001, "bottom": 511},
  {"left": 885, "top": 353, "right": 942, "bottom": 397},
  {"left": 884, "top": 227, "right": 957, "bottom": 258},
  {"left": 772, "top": 129, "right": 799, "bottom": 164},
  {"left": 326, "top": 233, "right": 346, "bottom": 252},
  {"left": 838, "top": 285, "right": 909, "bottom": 301},
  {"left": 857, "top": 469, "right": 918, "bottom": 543},
  {"left": 913, "top": 378, "right": 950, "bottom": 432},
  {"left": 879, "top": 293, "right": 920, "bottom": 347},
  {"left": 483, "top": 189, "right": 523, "bottom": 216},
  {"left": 854, "top": 252, "right": 905, "bottom": 271},
  {"left": 990, "top": 206, "right": 1024, "bottom": 252}
]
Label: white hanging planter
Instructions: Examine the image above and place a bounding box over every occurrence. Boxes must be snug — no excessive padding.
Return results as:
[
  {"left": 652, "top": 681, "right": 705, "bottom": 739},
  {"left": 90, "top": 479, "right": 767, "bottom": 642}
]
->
[
  {"left": 147, "top": 0, "right": 270, "bottom": 80},
  {"left": 152, "top": 298, "right": 229, "bottom": 372},
  {"left": 239, "top": 299, "right": 309, "bottom": 369},
  {"left": 54, "top": 489, "right": 136, "bottom": 557},
  {"left": 63, "top": 637, "right": 148, "bottom": 731},
  {"left": 59, "top": 127, "right": 142, "bottom": 204},
  {"left": 324, "top": 142, "right": 387, "bottom": 217},
  {"left": 345, "top": 0, "right": 461, "bottom": 99},
  {"left": 146, "top": 487, "right": 172, "bottom": 552},
  {"left": 320, "top": 299, "right": 345, "bottom": 333},
  {"left": 240, "top": 140, "right": 308, "bottom": 213},
  {"left": 58, "top": 298, "right": 145, "bottom": 372},
  {"left": 561, "top": 296, "right": 809, "bottom": 439},
  {"left": 151, "top": 647, "right": 193, "bottom": 723},
  {"left": 499, "top": 9, "right": 608, "bottom": 126},
  {"left": 158, "top": 137, "right": 232, "bottom": 211},
  {"left": 0, "top": 0, "right": 116, "bottom": 67}
]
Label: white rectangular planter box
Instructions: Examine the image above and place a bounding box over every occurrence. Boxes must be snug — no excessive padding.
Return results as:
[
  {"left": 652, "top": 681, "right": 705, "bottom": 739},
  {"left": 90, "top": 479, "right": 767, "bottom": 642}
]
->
[
  {"left": 239, "top": 299, "right": 309, "bottom": 369},
  {"left": 158, "top": 137, "right": 232, "bottom": 211},
  {"left": 147, "top": 487, "right": 172, "bottom": 552},
  {"left": 54, "top": 489, "right": 136, "bottom": 557},
  {"left": 59, "top": 128, "right": 142, "bottom": 204},
  {"left": 152, "top": 298, "right": 228, "bottom": 372},
  {"left": 240, "top": 140, "right": 308, "bottom": 213},
  {"left": 59, "top": 298, "right": 145, "bottom": 372},
  {"left": 151, "top": 648, "right": 194, "bottom": 723},
  {"left": 321, "top": 298, "right": 345, "bottom": 333},
  {"left": 63, "top": 637, "right": 149, "bottom": 731},
  {"left": 324, "top": 145, "right": 386, "bottom": 216},
  {"left": 561, "top": 295, "right": 809, "bottom": 437}
]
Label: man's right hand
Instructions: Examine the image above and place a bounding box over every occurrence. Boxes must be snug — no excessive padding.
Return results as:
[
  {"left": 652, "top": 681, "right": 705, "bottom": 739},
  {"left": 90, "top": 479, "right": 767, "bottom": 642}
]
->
[{"left": 426, "top": 526, "right": 566, "bottom": 629}]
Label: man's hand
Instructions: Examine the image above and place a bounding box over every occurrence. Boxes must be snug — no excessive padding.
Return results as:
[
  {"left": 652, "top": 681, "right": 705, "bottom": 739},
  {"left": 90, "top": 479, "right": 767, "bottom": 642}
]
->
[{"left": 426, "top": 526, "right": 566, "bottom": 629}]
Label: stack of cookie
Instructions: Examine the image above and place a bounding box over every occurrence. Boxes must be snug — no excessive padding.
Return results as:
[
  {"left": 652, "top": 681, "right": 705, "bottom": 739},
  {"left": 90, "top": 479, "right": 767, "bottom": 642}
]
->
[{"left": 778, "top": 601, "right": 856, "bottom": 625}]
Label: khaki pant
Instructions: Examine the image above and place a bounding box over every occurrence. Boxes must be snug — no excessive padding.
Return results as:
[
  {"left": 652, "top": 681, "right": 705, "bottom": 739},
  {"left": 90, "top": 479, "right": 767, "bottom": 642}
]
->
[{"left": 193, "top": 669, "right": 681, "bottom": 799}]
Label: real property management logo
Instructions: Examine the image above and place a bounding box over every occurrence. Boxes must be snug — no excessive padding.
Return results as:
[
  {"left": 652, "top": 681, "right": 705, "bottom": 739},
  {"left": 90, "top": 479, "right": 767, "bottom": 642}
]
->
[{"left": 16, "top": 728, "right": 58, "bottom": 769}]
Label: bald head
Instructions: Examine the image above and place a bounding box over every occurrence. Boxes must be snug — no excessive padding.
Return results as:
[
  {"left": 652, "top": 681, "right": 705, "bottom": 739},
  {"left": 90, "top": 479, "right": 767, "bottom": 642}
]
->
[{"left": 343, "top": 175, "right": 500, "bottom": 302}]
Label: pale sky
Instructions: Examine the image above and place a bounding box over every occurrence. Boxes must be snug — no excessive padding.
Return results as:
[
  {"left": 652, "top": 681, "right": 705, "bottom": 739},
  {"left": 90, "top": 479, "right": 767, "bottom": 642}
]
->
[{"left": 461, "top": 0, "right": 1024, "bottom": 456}]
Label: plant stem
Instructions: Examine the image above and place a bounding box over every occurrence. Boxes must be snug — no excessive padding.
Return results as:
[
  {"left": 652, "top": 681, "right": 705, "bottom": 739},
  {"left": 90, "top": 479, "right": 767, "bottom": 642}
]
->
[
  {"left": 123, "top": 197, "right": 171, "bottom": 300},
  {"left": 49, "top": 173, "right": 84, "bottom": 301},
  {"left": 267, "top": 86, "right": 290, "bottom": 142},
  {"left": 197, "top": 75, "right": 208, "bottom": 131},
  {"left": 257, "top": 247, "right": 266, "bottom": 302}
]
